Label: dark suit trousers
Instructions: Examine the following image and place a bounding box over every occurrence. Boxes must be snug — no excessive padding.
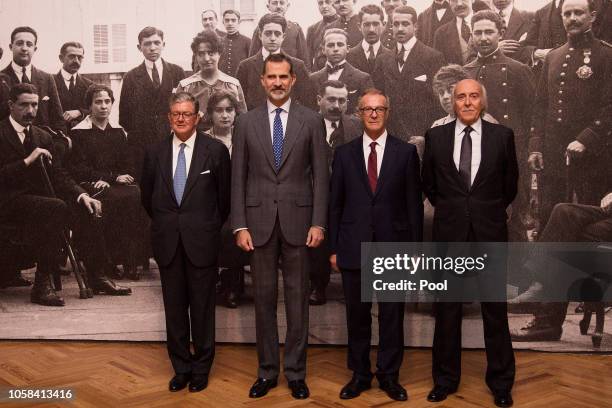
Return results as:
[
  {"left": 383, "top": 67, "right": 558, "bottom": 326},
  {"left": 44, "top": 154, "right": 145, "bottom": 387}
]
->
[
  {"left": 341, "top": 269, "right": 405, "bottom": 382},
  {"left": 250, "top": 217, "right": 309, "bottom": 381},
  {"left": 159, "top": 238, "right": 216, "bottom": 376},
  {"left": 309, "top": 239, "right": 331, "bottom": 291},
  {"left": 534, "top": 203, "right": 612, "bottom": 328}
]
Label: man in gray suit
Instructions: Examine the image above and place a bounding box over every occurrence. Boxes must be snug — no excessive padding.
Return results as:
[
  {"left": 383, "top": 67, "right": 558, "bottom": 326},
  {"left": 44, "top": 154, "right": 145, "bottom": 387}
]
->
[{"left": 231, "top": 53, "right": 329, "bottom": 400}]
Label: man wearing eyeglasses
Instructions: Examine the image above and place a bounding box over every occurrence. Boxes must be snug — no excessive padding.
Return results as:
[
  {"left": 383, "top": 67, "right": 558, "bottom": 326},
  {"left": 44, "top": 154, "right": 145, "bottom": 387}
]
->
[
  {"left": 140, "top": 92, "right": 231, "bottom": 394},
  {"left": 328, "top": 88, "right": 423, "bottom": 401}
]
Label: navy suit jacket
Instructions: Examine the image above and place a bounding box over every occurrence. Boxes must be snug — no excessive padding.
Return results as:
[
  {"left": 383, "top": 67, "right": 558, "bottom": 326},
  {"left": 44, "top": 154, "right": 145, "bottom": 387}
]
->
[{"left": 329, "top": 134, "right": 423, "bottom": 270}]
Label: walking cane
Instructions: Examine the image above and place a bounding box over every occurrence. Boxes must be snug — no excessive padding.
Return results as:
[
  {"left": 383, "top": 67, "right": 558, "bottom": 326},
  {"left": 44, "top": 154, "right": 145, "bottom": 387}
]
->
[{"left": 38, "top": 155, "right": 93, "bottom": 299}]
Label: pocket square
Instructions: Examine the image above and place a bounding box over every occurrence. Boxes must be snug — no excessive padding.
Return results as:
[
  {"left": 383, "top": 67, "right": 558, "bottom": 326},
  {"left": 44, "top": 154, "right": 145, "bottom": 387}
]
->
[
  {"left": 200, "top": 170, "right": 211, "bottom": 175},
  {"left": 414, "top": 74, "right": 427, "bottom": 82},
  {"left": 42, "top": 96, "right": 50, "bottom": 101}
]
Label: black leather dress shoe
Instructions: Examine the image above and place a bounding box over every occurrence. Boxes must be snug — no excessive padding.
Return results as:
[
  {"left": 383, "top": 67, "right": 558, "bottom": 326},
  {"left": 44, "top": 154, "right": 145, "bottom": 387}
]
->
[
  {"left": 494, "top": 392, "right": 513, "bottom": 407},
  {"left": 510, "top": 320, "right": 562, "bottom": 341},
  {"left": 106, "top": 263, "right": 124, "bottom": 280},
  {"left": 379, "top": 379, "right": 407, "bottom": 401},
  {"left": 308, "top": 288, "right": 326, "bottom": 305},
  {"left": 169, "top": 373, "right": 191, "bottom": 392},
  {"left": 189, "top": 375, "right": 208, "bottom": 392},
  {"left": 427, "top": 385, "right": 456, "bottom": 402},
  {"left": 30, "top": 284, "right": 65, "bottom": 306},
  {"left": 288, "top": 379, "right": 310, "bottom": 399},
  {"left": 91, "top": 278, "right": 132, "bottom": 296},
  {"left": 248, "top": 377, "right": 277, "bottom": 398},
  {"left": 340, "top": 378, "right": 371, "bottom": 399}
]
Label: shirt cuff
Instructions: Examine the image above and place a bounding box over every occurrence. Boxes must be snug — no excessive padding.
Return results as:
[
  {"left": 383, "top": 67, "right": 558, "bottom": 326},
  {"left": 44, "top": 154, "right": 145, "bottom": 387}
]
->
[{"left": 233, "top": 227, "right": 248, "bottom": 234}]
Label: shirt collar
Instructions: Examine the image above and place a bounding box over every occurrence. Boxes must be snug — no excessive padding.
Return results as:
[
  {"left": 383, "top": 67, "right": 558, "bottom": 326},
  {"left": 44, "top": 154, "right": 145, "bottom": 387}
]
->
[
  {"left": 396, "top": 36, "right": 417, "bottom": 52},
  {"left": 262, "top": 48, "right": 281, "bottom": 60},
  {"left": 326, "top": 59, "right": 347, "bottom": 68},
  {"left": 455, "top": 117, "right": 482, "bottom": 136},
  {"left": 478, "top": 47, "right": 501, "bottom": 60},
  {"left": 173, "top": 131, "right": 197, "bottom": 149},
  {"left": 361, "top": 39, "right": 381, "bottom": 54},
  {"left": 12, "top": 61, "right": 31, "bottom": 76},
  {"left": 144, "top": 58, "right": 162, "bottom": 71},
  {"left": 267, "top": 98, "right": 292, "bottom": 115},
  {"left": 61, "top": 68, "right": 76, "bottom": 82},
  {"left": 363, "top": 130, "right": 388, "bottom": 148},
  {"left": 324, "top": 118, "right": 338, "bottom": 128},
  {"left": 9, "top": 115, "right": 26, "bottom": 134}
]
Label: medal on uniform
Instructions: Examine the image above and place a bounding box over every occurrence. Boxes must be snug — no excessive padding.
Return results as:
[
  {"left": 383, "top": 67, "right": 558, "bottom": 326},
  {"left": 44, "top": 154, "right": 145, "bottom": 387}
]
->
[{"left": 576, "top": 49, "right": 593, "bottom": 79}]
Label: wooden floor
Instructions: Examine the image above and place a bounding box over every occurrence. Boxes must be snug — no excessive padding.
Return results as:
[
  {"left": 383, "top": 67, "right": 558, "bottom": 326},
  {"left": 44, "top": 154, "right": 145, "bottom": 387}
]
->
[{"left": 0, "top": 342, "right": 610, "bottom": 407}]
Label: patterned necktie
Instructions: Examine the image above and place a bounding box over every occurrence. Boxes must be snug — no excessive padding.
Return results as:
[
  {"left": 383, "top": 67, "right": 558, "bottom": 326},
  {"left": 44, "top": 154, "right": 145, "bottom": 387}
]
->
[
  {"left": 368, "top": 141, "right": 378, "bottom": 193},
  {"left": 152, "top": 63, "right": 161, "bottom": 87},
  {"left": 23, "top": 126, "right": 34, "bottom": 155},
  {"left": 326, "top": 63, "right": 345, "bottom": 75},
  {"left": 21, "top": 66, "right": 30, "bottom": 84},
  {"left": 461, "top": 18, "right": 472, "bottom": 43},
  {"left": 272, "top": 108, "right": 284, "bottom": 170},
  {"left": 397, "top": 45, "right": 406, "bottom": 69},
  {"left": 367, "top": 44, "right": 376, "bottom": 68},
  {"left": 329, "top": 121, "right": 340, "bottom": 148},
  {"left": 69, "top": 75, "right": 75, "bottom": 92},
  {"left": 459, "top": 126, "right": 473, "bottom": 189},
  {"left": 174, "top": 143, "right": 187, "bottom": 204}
]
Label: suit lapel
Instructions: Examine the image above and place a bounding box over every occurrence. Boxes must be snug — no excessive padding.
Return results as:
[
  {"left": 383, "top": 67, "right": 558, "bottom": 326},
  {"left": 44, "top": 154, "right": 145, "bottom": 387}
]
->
[
  {"left": 160, "top": 59, "right": 173, "bottom": 92},
  {"left": 254, "top": 105, "right": 277, "bottom": 171},
  {"left": 505, "top": 9, "right": 522, "bottom": 40},
  {"left": 181, "top": 133, "right": 209, "bottom": 203},
  {"left": 158, "top": 137, "right": 176, "bottom": 204},
  {"left": 351, "top": 137, "right": 373, "bottom": 197},
  {"left": 2, "top": 66, "right": 19, "bottom": 85},
  {"left": 443, "top": 121, "right": 467, "bottom": 190},
  {"left": 471, "top": 121, "right": 490, "bottom": 191},
  {"left": 3, "top": 121, "right": 26, "bottom": 155},
  {"left": 374, "top": 136, "right": 396, "bottom": 197},
  {"left": 135, "top": 62, "right": 155, "bottom": 90},
  {"left": 279, "top": 101, "right": 304, "bottom": 170}
]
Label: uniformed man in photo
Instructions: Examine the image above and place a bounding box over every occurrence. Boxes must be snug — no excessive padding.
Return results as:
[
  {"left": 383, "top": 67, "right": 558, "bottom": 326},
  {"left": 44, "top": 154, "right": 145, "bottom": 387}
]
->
[{"left": 219, "top": 10, "right": 251, "bottom": 77}]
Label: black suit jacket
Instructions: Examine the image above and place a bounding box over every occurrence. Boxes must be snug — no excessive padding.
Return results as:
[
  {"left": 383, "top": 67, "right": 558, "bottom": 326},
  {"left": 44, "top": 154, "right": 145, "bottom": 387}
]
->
[
  {"left": 432, "top": 20, "right": 478, "bottom": 65},
  {"left": 119, "top": 59, "right": 186, "bottom": 148},
  {"left": 249, "top": 21, "right": 311, "bottom": 71},
  {"left": 140, "top": 132, "right": 231, "bottom": 268},
  {"left": 522, "top": 1, "right": 568, "bottom": 66},
  {"left": 308, "top": 63, "right": 374, "bottom": 114},
  {"left": 1, "top": 65, "right": 66, "bottom": 133},
  {"left": 236, "top": 50, "right": 310, "bottom": 111},
  {"left": 346, "top": 44, "right": 393, "bottom": 75},
  {"left": 372, "top": 40, "right": 445, "bottom": 138},
  {"left": 417, "top": 4, "right": 454, "bottom": 47},
  {"left": 53, "top": 72, "right": 94, "bottom": 129},
  {"left": 324, "top": 114, "right": 362, "bottom": 168},
  {"left": 422, "top": 120, "right": 519, "bottom": 242},
  {"left": 0, "top": 74, "right": 9, "bottom": 121},
  {"left": 0, "top": 118, "right": 84, "bottom": 210},
  {"left": 329, "top": 134, "right": 423, "bottom": 270}
]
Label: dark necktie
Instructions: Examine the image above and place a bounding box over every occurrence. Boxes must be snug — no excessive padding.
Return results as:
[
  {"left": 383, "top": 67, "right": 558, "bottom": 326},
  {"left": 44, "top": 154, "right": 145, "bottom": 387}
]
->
[
  {"left": 23, "top": 126, "right": 35, "bottom": 155},
  {"left": 152, "top": 63, "right": 161, "bottom": 87},
  {"left": 21, "top": 66, "right": 30, "bottom": 84},
  {"left": 397, "top": 45, "right": 406, "bottom": 69},
  {"left": 326, "top": 63, "right": 345, "bottom": 75},
  {"left": 272, "top": 108, "right": 284, "bottom": 170},
  {"left": 367, "top": 44, "right": 376, "bottom": 68},
  {"left": 461, "top": 18, "right": 472, "bottom": 43},
  {"left": 368, "top": 141, "right": 378, "bottom": 193},
  {"left": 69, "top": 75, "right": 75, "bottom": 92},
  {"left": 459, "top": 126, "right": 473, "bottom": 189},
  {"left": 329, "top": 121, "right": 341, "bottom": 148}
]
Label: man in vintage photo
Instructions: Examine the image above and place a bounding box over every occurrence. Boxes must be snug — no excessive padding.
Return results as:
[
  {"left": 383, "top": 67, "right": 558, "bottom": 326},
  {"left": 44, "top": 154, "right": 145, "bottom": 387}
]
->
[{"left": 54, "top": 42, "right": 93, "bottom": 130}]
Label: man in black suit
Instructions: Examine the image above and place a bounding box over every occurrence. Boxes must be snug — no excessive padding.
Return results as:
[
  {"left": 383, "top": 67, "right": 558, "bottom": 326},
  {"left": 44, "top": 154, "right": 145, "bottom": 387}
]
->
[
  {"left": 433, "top": 0, "right": 477, "bottom": 65},
  {"left": 490, "top": 0, "right": 534, "bottom": 63},
  {"left": 140, "top": 92, "right": 231, "bottom": 393},
  {"left": 372, "top": 6, "right": 445, "bottom": 140},
  {"left": 347, "top": 4, "right": 393, "bottom": 76},
  {"left": 422, "top": 79, "right": 518, "bottom": 407},
  {"left": 54, "top": 42, "right": 94, "bottom": 130},
  {"left": 1, "top": 27, "right": 65, "bottom": 134},
  {"left": 331, "top": 0, "right": 363, "bottom": 47},
  {"left": 119, "top": 26, "right": 186, "bottom": 180},
  {"left": 0, "top": 46, "right": 9, "bottom": 121},
  {"left": 307, "top": 0, "right": 339, "bottom": 71},
  {"left": 417, "top": 0, "right": 455, "bottom": 47},
  {"left": 309, "top": 80, "right": 361, "bottom": 306},
  {"left": 380, "top": 0, "right": 407, "bottom": 49},
  {"left": 309, "top": 28, "right": 374, "bottom": 114},
  {"left": 249, "top": 0, "right": 310, "bottom": 70},
  {"left": 522, "top": 0, "right": 568, "bottom": 70},
  {"left": 329, "top": 88, "right": 423, "bottom": 401},
  {"left": 232, "top": 54, "right": 329, "bottom": 400},
  {"left": 236, "top": 14, "right": 310, "bottom": 110},
  {"left": 0, "top": 84, "right": 126, "bottom": 306}
]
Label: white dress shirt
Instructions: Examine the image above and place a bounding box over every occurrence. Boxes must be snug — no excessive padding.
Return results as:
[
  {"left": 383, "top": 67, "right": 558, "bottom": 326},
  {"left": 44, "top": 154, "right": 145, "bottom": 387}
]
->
[
  {"left": 453, "top": 118, "right": 482, "bottom": 185},
  {"left": 172, "top": 131, "right": 197, "bottom": 177},
  {"left": 361, "top": 39, "right": 381, "bottom": 57},
  {"left": 396, "top": 36, "right": 417, "bottom": 71},
  {"left": 12, "top": 61, "right": 32, "bottom": 83},
  {"left": 267, "top": 98, "right": 291, "bottom": 143},
  {"left": 437, "top": 7, "right": 448, "bottom": 21},
  {"left": 326, "top": 59, "right": 347, "bottom": 81},
  {"left": 363, "top": 130, "right": 387, "bottom": 176},
  {"left": 144, "top": 58, "right": 164, "bottom": 83},
  {"left": 262, "top": 48, "right": 282, "bottom": 61},
  {"left": 60, "top": 68, "right": 78, "bottom": 90},
  {"left": 324, "top": 118, "right": 339, "bottom": 145}
]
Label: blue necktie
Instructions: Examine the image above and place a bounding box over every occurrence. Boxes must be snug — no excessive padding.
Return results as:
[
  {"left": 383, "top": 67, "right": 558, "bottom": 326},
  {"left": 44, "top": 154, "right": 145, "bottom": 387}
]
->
[
  {"left": 174, "top": 143, "right": 187, "bottom": 204},
  {"left": 272, "top": 107, "right": 284, "bottom": 170}
]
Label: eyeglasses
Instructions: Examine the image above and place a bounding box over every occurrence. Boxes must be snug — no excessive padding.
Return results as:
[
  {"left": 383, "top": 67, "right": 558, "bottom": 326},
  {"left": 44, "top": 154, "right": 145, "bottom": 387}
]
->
[
  {"left": 170, "top": 112, "right": 197, "bottom": 120},
  {"left": 359, "top": 107, "right": 388, "bottom": 116}
]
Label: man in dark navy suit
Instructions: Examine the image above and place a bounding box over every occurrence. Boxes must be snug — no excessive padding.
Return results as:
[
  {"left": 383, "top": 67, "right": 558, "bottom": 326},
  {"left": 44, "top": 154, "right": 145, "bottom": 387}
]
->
[
  {"left": 329, "top": 88, "right": 423, "bottom": 401},
  {"left": 140, "top": 92, "right": 231, "bottom": 393}
]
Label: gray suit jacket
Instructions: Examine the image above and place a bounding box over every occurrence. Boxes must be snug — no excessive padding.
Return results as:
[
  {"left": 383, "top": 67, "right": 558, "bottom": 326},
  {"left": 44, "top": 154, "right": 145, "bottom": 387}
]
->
[{"left": 231, "top": 101, "right": 329, "bottom": 247}]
